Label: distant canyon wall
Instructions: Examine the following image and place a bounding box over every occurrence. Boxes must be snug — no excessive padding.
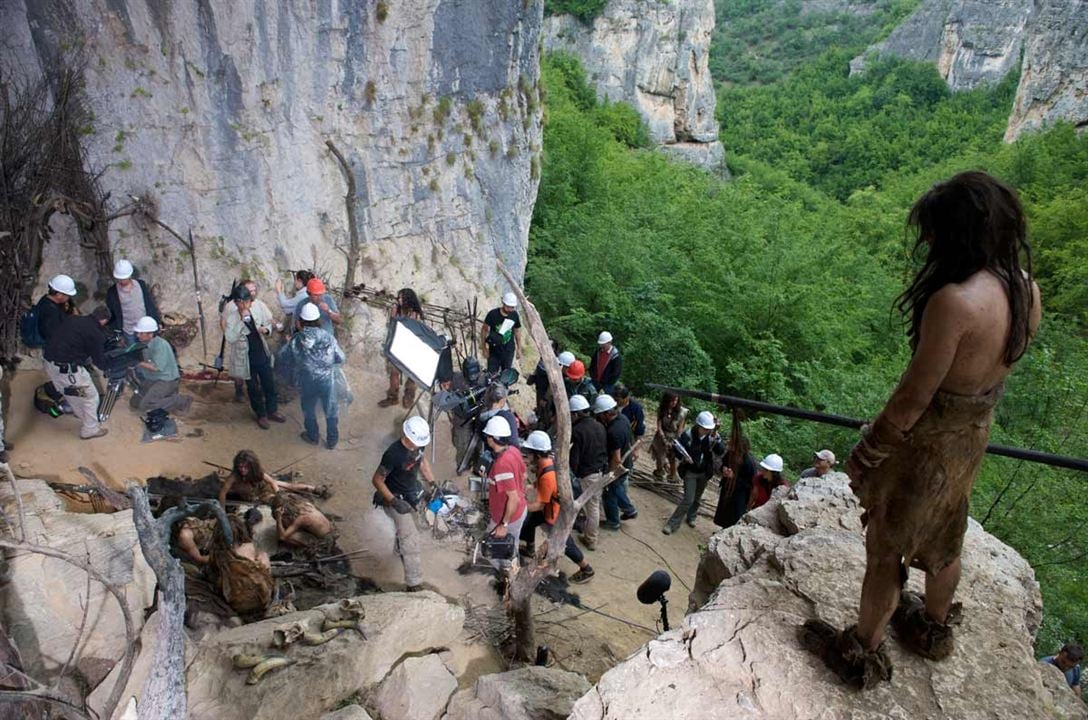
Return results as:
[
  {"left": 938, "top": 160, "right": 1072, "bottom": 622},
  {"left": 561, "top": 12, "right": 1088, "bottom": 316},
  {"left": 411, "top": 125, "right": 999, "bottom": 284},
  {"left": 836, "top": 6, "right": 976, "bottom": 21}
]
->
[
  {"left": 543, "top": 0, "right": 726, "bottom": 172},
  {"left": 1, "top": 0, "right": 544, "bottom": 357},
  {"left": 851, "top": 0, "right": 1088, "bottom": 140}
]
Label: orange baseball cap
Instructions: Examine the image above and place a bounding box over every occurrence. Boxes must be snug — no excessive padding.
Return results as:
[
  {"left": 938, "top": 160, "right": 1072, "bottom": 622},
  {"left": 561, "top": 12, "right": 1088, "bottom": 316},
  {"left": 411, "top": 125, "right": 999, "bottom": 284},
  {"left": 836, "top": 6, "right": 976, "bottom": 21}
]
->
[
  {"left": 564, "top": 360, "right": 586, "bottom": 381},
  {"left": 306, "top": 278, "right": 326, "bottom": 295}
]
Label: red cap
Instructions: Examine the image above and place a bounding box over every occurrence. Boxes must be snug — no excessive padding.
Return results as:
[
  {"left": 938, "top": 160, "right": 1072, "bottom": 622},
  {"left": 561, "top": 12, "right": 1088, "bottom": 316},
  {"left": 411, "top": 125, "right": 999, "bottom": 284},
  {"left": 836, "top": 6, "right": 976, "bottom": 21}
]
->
[
  {"left": 306, "top": 278, "right": 326, "bottom": 295},
  {"left": 564, "top": 360, "right": 585, "bottom": 381}
]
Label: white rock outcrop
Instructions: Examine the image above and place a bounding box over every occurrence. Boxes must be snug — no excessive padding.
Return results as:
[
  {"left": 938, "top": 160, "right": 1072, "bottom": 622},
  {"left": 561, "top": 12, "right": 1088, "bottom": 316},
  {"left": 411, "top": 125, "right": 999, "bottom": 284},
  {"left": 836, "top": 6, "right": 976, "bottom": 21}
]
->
[
  {"left": 444, "top": 665, "right": 591, "bottom": 720},
  {"left": 543, "top": 0, "right": 726, "bottom": 172},
  {"left": 0, "top": 0, "right": 544, "bottom": 361},
  {"left": 850, "top": 0, "right": 1033, "bottom": 90},
  {"left": 571, "top": 474, "right": 1085, "bottom": 719},
  {"left": 1005, "top": 0, "right": 1088, "bottom": 140},
  {"left": 373, "top": 653, "right": 458, "bottom": 720},
  {"left": 0, "top": 478, "right": 156, "bottom": 695},
  {"left": 183, "top": 591, "right": 465, "bottom": 720}
]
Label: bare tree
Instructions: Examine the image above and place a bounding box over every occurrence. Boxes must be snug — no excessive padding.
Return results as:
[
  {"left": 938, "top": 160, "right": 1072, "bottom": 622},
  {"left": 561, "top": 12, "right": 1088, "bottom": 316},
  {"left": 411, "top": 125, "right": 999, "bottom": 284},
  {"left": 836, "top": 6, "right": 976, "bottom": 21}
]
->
[
  {"left": 0, "top": 61, "right": 115, "bottom": 362},
  {"left": 497, "top": 264, "right": 616, "bottom": 661},
  {"left": 325, "top": 139, "right": 364, "bottom": 292}
]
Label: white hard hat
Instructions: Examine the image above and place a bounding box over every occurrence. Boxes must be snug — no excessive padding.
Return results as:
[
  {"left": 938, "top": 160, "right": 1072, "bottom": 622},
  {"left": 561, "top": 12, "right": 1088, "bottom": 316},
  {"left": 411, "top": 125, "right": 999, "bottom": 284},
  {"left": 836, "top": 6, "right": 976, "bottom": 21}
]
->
[
  {"left": 523, "top": 430, "right": 552, "bottom": 453},
  {"left": 593, "top": 394, "right": 617, "bottom": 414},
  {"left": 49, "top": 274, "right": 77, "bottom": 297},
  {"left": 569, "top": 394, "right": 590, "bottom": 412},
  {"left": 695, "top": 410, "right": 716, "bottom": 430},
  {"left": 299, "top": 302, "right": 321, "bottom": 322},
  {"left": 133, "top": 316, "right": 159, "bottom": 333},
  {"left": 113, "top": 259, "right": 134, "bottom": 280},
  {"left": 402, "top": 416, "right": 431, "bottom": 447},
  {"left": 597, "top": 331, "right": 613, "bottom": 344},
  {"left": 483, "top": 415, "right": 512, "bottom": 439},
  {"left": 501, "top": 291, "right": 517, "bottom": 308},
  {"left": 760, "top": 453, "right": 784, "bottom": 473},
  {"left": 557, "top": 351, "right": 575, "bottom": 368}
]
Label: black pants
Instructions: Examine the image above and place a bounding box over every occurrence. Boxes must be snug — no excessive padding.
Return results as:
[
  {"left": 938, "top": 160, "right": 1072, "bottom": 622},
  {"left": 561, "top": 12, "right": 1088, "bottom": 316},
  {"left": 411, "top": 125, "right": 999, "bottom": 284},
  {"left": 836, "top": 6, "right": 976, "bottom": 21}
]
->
[
  {"left": 246, "top": 362, "right": 278, "bottom": 418},
  {"left": 520, "top": 510, "right": 585, "bottom": 565},
  {"left": 487, "top": 344, "right": 515, "bottom": 373}
]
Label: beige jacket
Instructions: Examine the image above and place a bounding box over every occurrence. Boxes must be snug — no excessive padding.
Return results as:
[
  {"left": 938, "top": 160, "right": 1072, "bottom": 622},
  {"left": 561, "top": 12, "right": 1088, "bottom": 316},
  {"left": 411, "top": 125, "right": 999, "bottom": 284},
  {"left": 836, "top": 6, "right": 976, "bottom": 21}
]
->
[{"left": 224, "top": 300, "right": 275, "bottom": 380}]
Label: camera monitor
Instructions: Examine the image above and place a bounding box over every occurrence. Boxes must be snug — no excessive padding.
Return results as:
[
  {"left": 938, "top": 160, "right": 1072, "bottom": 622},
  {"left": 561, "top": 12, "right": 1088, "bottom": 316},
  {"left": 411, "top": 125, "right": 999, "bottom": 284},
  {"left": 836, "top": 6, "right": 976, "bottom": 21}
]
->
[{"left": 382, "top": 317, "right": 447, "bottom": 389}]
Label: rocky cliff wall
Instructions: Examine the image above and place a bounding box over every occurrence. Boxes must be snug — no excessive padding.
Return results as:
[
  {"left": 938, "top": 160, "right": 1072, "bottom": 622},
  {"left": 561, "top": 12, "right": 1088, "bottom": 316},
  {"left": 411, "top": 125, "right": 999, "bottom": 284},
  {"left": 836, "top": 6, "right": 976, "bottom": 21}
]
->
[
  {"left": 1, "top": 0, "right": 543, "bottom": 360},
  {"left": 571, "top": 474, "right": 1087, "bottom": 719},
  {"left": 542, "top": 0, "right": 726, "bottom": 171},
  {"left": 1006, "top": 0, "right": 1088, "bottom": 140},
  {"left": 850, "top": 0, "right": 1033, "bottom": 90}
]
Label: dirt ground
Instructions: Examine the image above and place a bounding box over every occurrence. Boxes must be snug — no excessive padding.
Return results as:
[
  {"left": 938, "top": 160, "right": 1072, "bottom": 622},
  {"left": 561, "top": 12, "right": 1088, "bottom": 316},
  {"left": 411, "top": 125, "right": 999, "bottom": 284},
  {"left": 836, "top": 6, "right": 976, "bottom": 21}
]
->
[{"left": 3, "top": 361, "right": 717, "bottom": 684}]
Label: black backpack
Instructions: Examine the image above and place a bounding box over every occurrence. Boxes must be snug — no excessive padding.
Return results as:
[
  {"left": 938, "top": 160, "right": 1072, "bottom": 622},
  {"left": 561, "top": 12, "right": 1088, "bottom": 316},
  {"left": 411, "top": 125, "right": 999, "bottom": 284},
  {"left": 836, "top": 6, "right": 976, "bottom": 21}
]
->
[
  {"left": 33, "top": 384, "right": 62, "bottom": 418},
  {"left": 20, "top": 307, "right": 45, "bottom": 348}
]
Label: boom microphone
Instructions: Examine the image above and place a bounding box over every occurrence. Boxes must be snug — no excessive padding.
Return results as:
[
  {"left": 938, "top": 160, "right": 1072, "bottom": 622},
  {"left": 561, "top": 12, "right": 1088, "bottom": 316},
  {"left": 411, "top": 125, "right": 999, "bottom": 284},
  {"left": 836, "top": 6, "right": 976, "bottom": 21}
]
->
[{"left": 636, "top": 570, "right": 671, "bottom": 605}]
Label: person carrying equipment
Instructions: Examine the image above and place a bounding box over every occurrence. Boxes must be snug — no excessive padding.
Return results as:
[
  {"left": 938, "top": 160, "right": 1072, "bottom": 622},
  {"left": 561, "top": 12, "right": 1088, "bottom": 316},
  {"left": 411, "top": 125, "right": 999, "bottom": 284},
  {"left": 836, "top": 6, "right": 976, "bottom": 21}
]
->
[{"left": 43, "top": 306, "right": 112, "bottom": 440}]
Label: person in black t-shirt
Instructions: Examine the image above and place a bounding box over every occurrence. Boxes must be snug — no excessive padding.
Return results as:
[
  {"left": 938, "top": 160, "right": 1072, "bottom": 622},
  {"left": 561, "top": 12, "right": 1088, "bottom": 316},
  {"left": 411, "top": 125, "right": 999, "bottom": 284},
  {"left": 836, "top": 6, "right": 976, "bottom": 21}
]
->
[
  {"left": 595, "top": 394, "right": 638, "bottom": 529},
  {"left": 481, "top": 292, "right": 521, "bottom": 374},
  {"left": 372, "top": 416, "right": 434, "bottom": 591}
]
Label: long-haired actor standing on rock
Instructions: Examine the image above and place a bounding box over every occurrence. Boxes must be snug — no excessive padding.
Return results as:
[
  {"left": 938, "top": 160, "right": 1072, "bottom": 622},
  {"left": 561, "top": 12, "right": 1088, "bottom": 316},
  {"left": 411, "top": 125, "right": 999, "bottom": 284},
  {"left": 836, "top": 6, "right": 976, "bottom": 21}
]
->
[{"left": 802, "top": 171, "right": 1042, "bottom": 689}]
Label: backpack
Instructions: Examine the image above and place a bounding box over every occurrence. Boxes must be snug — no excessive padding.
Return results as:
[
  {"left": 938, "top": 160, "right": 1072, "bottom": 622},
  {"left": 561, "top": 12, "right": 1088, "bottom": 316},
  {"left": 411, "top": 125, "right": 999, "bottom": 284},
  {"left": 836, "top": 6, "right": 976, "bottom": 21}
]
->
[
  {"left": 20, "top": 307, "right": 45, "bottom": 348},
  {"left": 34, "top": 384, "right": 63, "bottom": 418}
]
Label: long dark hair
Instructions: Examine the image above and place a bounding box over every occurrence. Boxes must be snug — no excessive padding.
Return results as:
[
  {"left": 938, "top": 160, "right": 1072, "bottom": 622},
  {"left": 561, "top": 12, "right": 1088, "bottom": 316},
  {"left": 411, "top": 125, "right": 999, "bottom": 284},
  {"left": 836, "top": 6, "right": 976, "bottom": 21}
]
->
[
  {"left": 897, "top": 171, "right": 1034, "bottom": 365},
  {"left": 397, "top": 288, "right": 423, "bottom": 318},
  {"left": 657, "top": 391, "right": 679, "bottom": 422},
  {"left": 232, "top": 449, "right": 265, "bottom": 485},
  {"left": 725, "top": 411, "right": 750, "bottom": 475}
]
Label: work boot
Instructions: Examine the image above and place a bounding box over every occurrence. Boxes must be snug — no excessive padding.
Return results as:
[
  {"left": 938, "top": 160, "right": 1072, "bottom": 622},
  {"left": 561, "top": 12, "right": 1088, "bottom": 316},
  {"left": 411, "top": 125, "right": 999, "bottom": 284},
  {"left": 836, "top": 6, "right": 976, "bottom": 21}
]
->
[
  {"left": 799, "top": 621, "right": 893, "bottom": 690},
  {"left": 406, "top": 584, "right": 424, "bottom": 593},
  {"left": 256, "top": 417, "right": 270, "bottom": 429},
  {"left": 621, "top": 510, "right": 639, "bottom": 521},
  {"left": 570, "top": 566, "right": 595, "bottom": 584},
  {"left": 80, "top": 428, "right": 109, "bottom": 441},
  {"left": 300, "top": 431, "right": 320, "bottom": 446},
  {"left": 268, "top": 412, "right": 287, "bottom": 423},
  {"left": 686, "top": 518, "right": 697, "bottom": 528},
  {"left": 377, "top": 389, "right": 399, "bottom": 408},
  {"left": 401, "top": 386, "right": 416, "bottom": 409},
  {"left": 579, "top": 534, "right": 596, "bottom": 551},
  {"left": 891, "top": 591, "right": 958, "bottom": 661}
]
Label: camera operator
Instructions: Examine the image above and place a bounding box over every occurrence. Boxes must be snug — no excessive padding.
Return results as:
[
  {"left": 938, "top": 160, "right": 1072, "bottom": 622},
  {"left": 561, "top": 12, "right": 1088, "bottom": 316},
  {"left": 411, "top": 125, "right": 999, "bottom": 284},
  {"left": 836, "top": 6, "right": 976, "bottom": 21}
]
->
[
  {"left": 441, "top": 356, "right": 485, "bottom": 472},
  {"left": 43, "top": 306, "right": 112, "bottom": 440},
  {"left": 479, "top": 383, "right": 520, "bottom": 446}
]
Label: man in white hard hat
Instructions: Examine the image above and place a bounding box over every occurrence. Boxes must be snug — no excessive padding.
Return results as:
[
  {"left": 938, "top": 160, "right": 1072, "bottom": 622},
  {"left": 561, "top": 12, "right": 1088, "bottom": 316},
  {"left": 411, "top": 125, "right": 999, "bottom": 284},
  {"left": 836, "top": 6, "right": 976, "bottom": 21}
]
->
[
  {"left": 481, "top": 291, "right": 521, "bottom": 373},
  {"left": 800, "top": 449, "right": 837, "bottom": 479},
  {"left": 519, "top": 430, "right": 596, "bottom": 583},
  {"left": 106, "top": 259, "right": 160, "bottom": 344},
  {"left": 372, "top": 416, "right": 435, "bottom": 591},
  {"left": 482, "top": 416, "right": 528, "bottom": 578},
  {"left": 663, "top": 410, "right": 724, "bottom": 535},
  {"left": 569, "top": 394, "right": 608, "bottom": 551},
  {"left": 131, "top": 316, "right": 190, "bottom": 415},
  {"left": 43, "top": 306, "right": 112, "bottom": 440},
  {"left": 282, "top": 302, "right": 345, "bottom": 449},
  {"left": 31, "top": 274, "right": 80, "bottom": 412},
  {"left": 589, "top": 331, "right": 623, "bottom": 395},
  {"left": 594, "top": 394, "right": 638, "bottom": 530}
]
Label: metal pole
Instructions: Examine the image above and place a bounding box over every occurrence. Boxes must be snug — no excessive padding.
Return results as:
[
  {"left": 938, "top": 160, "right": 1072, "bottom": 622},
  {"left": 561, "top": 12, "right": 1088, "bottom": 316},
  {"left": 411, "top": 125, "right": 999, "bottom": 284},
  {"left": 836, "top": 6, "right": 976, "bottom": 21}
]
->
[{"left": 647, "top": 383, "right": 1088, "bottom": 474}]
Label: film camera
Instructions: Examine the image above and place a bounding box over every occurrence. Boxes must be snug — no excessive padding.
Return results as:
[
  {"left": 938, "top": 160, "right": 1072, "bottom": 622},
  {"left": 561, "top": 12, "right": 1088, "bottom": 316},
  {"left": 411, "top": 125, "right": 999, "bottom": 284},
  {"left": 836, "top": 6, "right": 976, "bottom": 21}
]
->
[
  {"left": 97, "top": 331, "right": 146, "bottom": 422},
  {"left": 440, "top": 361, "right": 520, "bottom": 477}
]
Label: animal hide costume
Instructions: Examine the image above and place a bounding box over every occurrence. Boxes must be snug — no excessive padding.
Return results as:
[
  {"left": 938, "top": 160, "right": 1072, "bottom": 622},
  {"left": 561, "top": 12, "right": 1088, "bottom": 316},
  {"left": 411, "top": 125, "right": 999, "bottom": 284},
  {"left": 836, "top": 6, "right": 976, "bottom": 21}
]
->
[{"left": 853, "top": 384, "right": 1003, "bottom": 574}]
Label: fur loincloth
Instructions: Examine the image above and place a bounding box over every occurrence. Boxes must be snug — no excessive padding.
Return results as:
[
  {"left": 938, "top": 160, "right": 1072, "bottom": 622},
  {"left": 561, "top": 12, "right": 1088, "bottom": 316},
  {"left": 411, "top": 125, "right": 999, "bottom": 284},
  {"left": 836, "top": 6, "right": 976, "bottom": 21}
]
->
[
  {"left": 213, "top": 550, "right": 273, "bottom": 615},
  {"left": 854, "top": 384, "right": 1003, "bottom": 574}
]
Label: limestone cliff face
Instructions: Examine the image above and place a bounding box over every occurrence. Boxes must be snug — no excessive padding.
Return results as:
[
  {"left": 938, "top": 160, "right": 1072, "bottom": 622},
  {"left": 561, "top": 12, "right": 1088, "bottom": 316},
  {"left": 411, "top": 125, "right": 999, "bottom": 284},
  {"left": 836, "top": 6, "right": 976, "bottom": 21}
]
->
[
  {"left": 1006, "top": 0, "right": 1088, "bottom": 140},
  {"left": 543, "top": 0, "right": 726, "bottom": 171},
  {"left": 850, "top": 0, "right": 1033, "bottom": 90},
  {"left": 1, "top": 0, "right": 543, "bottom": 357},
  {"left": 571, "top": 475, "right": 1087, "bottom": 720}
]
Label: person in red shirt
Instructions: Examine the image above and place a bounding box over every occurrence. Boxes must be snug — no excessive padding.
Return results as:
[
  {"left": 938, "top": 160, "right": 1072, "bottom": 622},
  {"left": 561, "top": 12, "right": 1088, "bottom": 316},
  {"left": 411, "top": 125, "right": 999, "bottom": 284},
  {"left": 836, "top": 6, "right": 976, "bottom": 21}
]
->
[
  {"left": 484, "top": 415, "right": 528, "bottom": 555},
  {"left": 749, "top": 453, "right": 789, "bottom": 510},
  {"left": 519, "top": 431, "right": 595, "bottom": 583}
]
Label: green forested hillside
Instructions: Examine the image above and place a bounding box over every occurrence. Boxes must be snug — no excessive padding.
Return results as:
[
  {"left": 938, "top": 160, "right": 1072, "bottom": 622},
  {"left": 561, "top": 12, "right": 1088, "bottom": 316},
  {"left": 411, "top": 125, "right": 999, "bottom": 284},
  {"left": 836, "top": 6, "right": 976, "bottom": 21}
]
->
[
  {"left": 526, "top": 51, "right": 1088, "bottom": 652},
  {"left": 711, "top": 0, "right": 920, "bottom": 85}
]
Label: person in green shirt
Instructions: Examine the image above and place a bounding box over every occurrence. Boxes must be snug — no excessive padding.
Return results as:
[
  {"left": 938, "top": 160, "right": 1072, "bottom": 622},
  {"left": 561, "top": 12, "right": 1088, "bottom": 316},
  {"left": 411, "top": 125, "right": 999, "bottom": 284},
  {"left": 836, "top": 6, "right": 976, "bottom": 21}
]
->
[{"left": 131, "top": 316, "right": 191, "bottom": 414}]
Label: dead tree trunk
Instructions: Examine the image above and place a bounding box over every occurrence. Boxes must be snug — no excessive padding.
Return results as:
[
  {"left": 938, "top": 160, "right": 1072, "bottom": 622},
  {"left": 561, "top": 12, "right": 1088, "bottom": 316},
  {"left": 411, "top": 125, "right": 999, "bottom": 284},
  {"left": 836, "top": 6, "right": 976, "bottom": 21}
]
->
[
  {"left": 498, "top": 264, "right": 617, "bottom": 662},
  {"left": 127, "top": 486, "right": 187, "bottom": 719},
  {"left": 325, "top": 140, "right": 362, "bottom": 291}
]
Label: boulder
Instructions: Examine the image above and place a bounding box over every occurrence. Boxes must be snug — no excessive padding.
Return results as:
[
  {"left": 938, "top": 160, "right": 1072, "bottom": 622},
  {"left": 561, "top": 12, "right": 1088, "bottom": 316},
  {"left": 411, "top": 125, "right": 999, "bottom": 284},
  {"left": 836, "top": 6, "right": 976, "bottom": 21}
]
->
[
  {"left": 0, "top": 478, "right": 155, "bottom": 692},
  {"left": 572, "top": 474, "right": 1082, "bottom": 719},
  {"left": 184, "top": 591, "right": 464, "bottom": 720},
  {"left": 444, "top": 666, "right": 590, "bottom": 720},
  {"left": 373, "top": 653, "right": 457, "bottom": 720}
]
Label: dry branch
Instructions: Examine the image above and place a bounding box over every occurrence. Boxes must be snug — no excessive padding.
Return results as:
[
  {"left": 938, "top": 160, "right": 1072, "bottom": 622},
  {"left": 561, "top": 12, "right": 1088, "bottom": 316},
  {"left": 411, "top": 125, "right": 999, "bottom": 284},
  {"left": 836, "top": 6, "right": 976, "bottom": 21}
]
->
[{"left": 325, "top": 139, "right": 362, "bottom": 291}]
